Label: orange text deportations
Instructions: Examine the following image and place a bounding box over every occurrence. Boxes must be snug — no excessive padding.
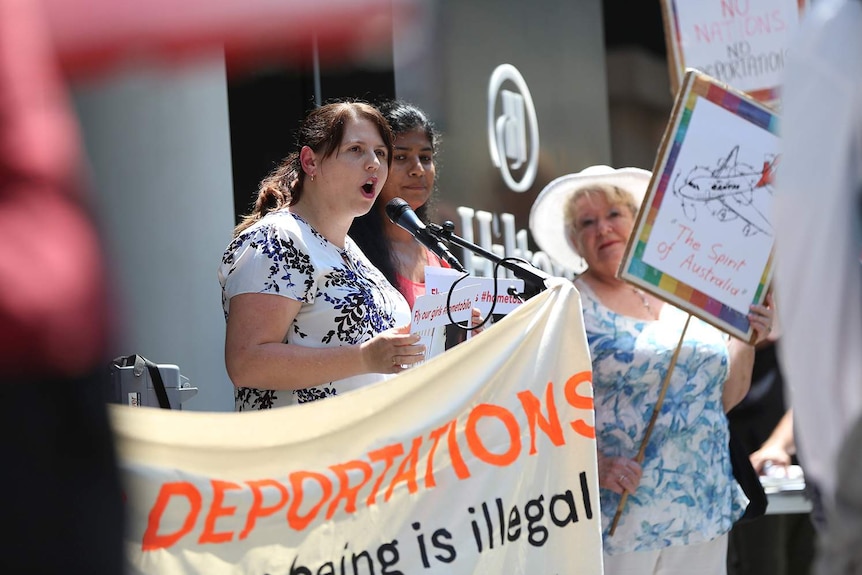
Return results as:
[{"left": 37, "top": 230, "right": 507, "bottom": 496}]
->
[{"left": 141, "top": 371, "right": 595, "bottom": 551}]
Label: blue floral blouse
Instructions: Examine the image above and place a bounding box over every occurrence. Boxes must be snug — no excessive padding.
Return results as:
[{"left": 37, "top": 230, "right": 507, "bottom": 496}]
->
[
  {"left": 218, "top": 211, "right": 411, "bottom": 411},
  {"left": 576, "top": 280, "right": 747, "bottom": 555}
]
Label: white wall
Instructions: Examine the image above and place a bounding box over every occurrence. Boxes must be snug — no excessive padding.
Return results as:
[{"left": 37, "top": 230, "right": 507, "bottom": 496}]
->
[{"left": 72, "top": 56, "right": 236, "bottom": 412}]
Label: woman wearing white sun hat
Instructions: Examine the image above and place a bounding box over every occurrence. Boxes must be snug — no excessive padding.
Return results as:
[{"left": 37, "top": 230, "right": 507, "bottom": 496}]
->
[{"left": 529, "top": 165, "right": 775, "bottom": 575}]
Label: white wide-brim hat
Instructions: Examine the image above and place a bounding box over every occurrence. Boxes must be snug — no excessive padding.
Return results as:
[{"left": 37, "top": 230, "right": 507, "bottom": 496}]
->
[{"left": 528, "top": 165, "right": 652, "bottom": 273}]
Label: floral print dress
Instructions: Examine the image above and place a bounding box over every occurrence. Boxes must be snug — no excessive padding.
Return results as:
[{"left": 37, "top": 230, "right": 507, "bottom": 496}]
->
[
  {"left": 576, "top": 280, "right": 747, "bottom": 555},
  {"left": 219, "top": 211, "right": 411, "bottom": 411}
]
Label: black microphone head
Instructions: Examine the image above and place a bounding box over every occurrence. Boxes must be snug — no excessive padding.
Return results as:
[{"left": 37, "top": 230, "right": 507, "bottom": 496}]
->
[{"left": 384, "top": 197, "right": 411, "bottom": 224}]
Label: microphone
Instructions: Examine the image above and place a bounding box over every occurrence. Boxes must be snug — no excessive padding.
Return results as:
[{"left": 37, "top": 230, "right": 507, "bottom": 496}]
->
[{"left": 385, "top": 198, "right": 467, "bottom": 272}]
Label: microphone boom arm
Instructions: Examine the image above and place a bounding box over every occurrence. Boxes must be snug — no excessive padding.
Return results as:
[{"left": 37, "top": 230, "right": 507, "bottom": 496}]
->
[{"left": 427, "top": 221, "right": 551, "bottom": 297}]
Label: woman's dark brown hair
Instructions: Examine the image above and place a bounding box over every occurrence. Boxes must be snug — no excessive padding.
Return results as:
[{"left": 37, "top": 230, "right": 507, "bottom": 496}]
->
[{"left": 233, "top": 100, "right": 393, "bottom": 237}]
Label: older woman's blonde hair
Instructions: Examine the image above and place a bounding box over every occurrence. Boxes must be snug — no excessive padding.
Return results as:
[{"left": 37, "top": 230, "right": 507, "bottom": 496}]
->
[{"left": 563, "top": 183, "right": 641, "bottom": 233}]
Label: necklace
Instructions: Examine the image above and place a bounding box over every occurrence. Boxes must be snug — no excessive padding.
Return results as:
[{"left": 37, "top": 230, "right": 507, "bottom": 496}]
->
[{"left": 632, "top": 287, "right": 656, "bottom": 319}]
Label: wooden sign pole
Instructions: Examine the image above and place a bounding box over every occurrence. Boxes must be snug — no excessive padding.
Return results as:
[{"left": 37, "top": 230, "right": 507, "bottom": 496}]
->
[{"left": 609, "top": 313, "right": 692, "bottom": 536}]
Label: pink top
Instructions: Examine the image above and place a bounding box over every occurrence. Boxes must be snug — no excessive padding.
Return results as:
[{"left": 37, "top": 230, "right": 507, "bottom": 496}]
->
[{"left": 395, "top": 249, "right": 450, "bottom": 308}]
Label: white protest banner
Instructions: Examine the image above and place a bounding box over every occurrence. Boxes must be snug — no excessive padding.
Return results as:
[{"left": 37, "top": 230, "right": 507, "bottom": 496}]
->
[
  {"left": 425, "top": 267, "right": 526, "bottom": 316},
  {"left": 111, "top": 280, "right": 603, "bottom": 574}
]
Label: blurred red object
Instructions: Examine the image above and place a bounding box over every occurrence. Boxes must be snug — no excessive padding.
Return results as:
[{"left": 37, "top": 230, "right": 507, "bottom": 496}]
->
[
  {"left": 0, "top": 0, "right": 111, "bottom": 379},
  {"left": 41, "top": 0, "right": 416, "bottom": 78}
]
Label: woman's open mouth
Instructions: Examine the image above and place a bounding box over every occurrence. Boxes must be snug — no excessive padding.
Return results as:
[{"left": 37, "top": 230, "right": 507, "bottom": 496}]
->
[{"left": 361, "top": 178, "right": 377, "bottom": 198}]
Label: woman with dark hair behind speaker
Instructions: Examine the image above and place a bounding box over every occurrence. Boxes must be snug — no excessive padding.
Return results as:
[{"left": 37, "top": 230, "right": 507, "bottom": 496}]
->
[
  {"left": 349, "top": 100, "right": 481, "bottom": 351},
  {"left": 218, "top": 100, "right": 425, "bottom": 411},
  {"left": 349, "top": 100, "right": 449, "bottom": 305}
]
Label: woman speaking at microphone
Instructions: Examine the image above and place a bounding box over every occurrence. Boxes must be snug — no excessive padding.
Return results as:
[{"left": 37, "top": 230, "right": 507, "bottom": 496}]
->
[{"left": 218, "top": 101, "right": 425, "bottom": 411}]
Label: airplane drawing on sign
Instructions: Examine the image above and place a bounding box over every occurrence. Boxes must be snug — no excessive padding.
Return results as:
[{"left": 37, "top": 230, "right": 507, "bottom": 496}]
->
[{"left": 671, "top": 145, "right": 778, "bottom": 237}]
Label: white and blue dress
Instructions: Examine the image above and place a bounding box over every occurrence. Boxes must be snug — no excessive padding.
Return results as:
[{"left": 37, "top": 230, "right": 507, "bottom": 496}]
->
[
  {"left": 219, "top": 211, "right": 411, "bottom": 411},
  {"left": 576, "top": 280, "right": 747, "bottom": 555}
]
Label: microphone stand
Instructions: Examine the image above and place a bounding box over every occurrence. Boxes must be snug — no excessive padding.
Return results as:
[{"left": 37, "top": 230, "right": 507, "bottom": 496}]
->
[{"left": 427, "top": 221, "right": 552, "bottom": 299}]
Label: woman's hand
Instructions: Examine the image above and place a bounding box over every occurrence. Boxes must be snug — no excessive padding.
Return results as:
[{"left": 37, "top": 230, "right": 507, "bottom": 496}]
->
[
  {"left": 227, "top": 293, "right": 423, "bottom": 389},
  {"left": 360, "top": 324, "right": 425, "bottom": 374},
  {"left": 749, "top": 408, "right": 795, "bottom": 475},
  {"left": 597, "top": 454, "right": 643, "bottom": 494},
  {"left": 469, "top": 307, "right": 487, "bottom": 334},
  {"left": 750, "top": 443, "right": 792, "bottom": 475},
  {"left": 747, "top": 292, "right": 775, "bottom": 346}
]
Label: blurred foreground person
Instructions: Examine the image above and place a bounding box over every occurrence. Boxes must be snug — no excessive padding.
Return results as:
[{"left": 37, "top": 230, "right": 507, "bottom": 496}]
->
[
  {"left": 0, "top": 0, "right": 124, "bottom": 572},
  {"left": 774, "top": 0, "right": 862, "bottom": 572}
]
